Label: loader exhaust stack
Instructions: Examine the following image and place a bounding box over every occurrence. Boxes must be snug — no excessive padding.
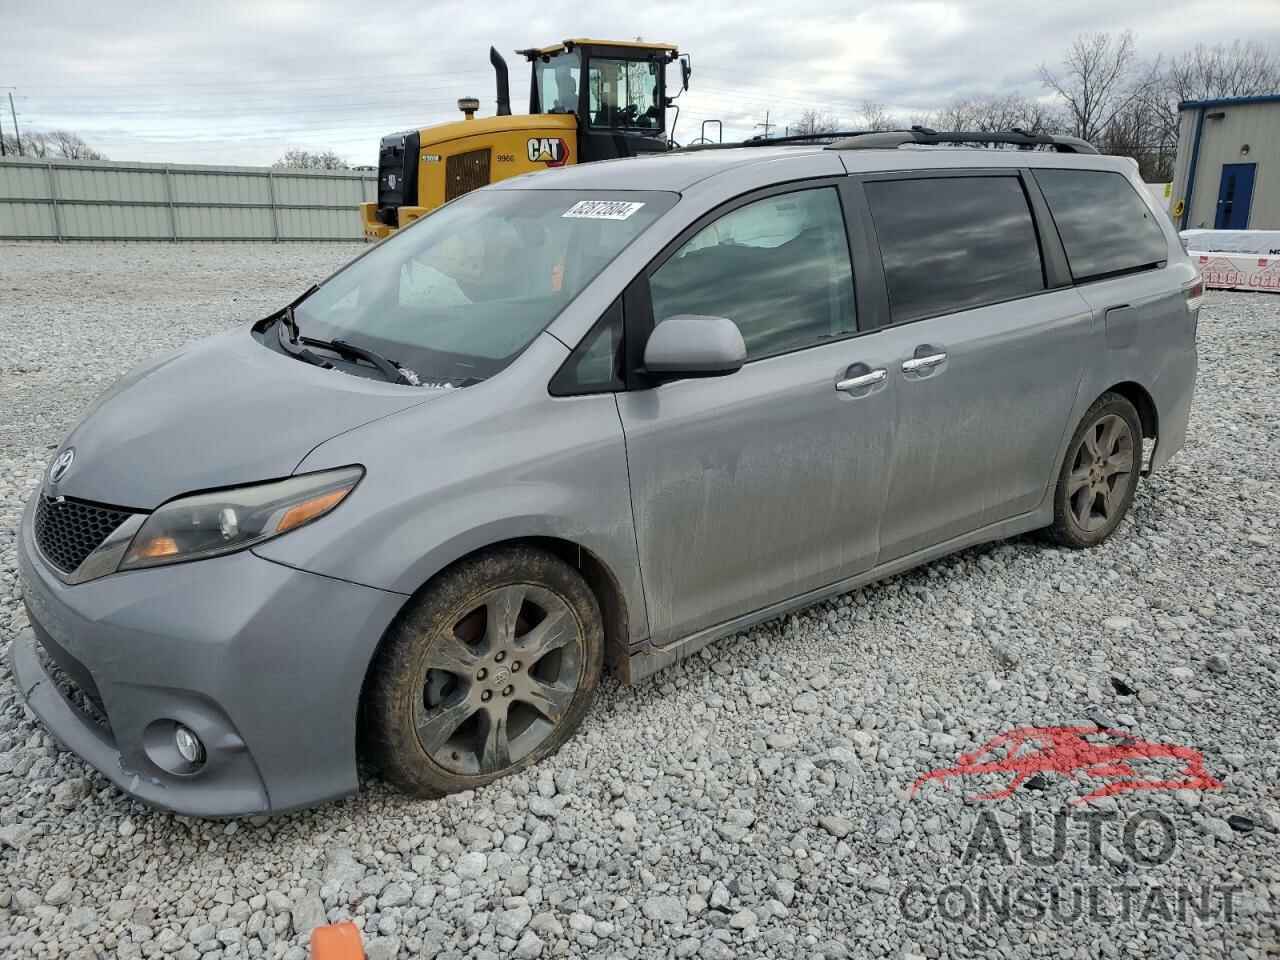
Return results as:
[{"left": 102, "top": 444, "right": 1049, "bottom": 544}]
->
[{"left": 490, "top": 46, "right": 512, "bottom": 117}]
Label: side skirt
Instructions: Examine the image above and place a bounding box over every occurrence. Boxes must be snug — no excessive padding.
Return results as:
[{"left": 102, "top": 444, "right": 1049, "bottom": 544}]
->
[{"left": 621, "top": 505, "right": 1052, "bottom": 685}]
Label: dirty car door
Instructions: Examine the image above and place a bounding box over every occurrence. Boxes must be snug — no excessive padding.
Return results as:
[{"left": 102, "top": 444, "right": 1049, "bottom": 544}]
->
[
  {"left": 616, "top": 184, "right": 893, "bottom": 645},
  {"left": 858, "top": 172, "right": 1091, "bottom": 561}
]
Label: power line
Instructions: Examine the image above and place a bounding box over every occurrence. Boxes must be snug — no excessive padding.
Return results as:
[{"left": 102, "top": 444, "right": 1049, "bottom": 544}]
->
[{"left": 8, "top": 93, "right": 23, "bottom": 156}]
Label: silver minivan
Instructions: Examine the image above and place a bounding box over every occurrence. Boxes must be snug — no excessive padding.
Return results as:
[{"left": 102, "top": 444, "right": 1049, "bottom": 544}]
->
[{"left": 12, "top": 130, "right": 1201, "bottom": 815}]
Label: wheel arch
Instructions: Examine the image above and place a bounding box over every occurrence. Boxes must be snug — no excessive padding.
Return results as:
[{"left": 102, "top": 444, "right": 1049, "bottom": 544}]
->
[
  {"left": 1103, "top": 381, "right": 1159, "bottom": 474},
  {"left": 1105, "top": 381, "right": 1158, "bottom": 442},
  {"left": 358, "top": 535, "right": 633, "bottom": 721}
]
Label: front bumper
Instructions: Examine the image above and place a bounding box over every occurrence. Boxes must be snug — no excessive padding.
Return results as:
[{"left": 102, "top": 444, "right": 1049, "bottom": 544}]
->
[{"left": 12, "top": 494, "right": 405, "bottom": 816}]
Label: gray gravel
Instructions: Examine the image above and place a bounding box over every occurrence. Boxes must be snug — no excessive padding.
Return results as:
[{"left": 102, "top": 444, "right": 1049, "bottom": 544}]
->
[{"left": 2, "top": 242, "right": 1279, "bottom": 959}]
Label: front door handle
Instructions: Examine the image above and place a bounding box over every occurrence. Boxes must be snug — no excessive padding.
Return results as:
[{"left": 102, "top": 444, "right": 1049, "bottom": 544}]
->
[
  {"left": 901, "top": 352, "right": 947, "bottom": 373},
  {"left": 835, "top": 368, "right": 886, "bottom": 392}
]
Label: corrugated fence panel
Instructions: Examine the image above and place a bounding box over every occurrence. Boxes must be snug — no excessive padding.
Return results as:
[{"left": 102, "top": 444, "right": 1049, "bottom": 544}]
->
[
  {"left": 172, "top": 170, "right": 272, "bottom": 205},
  {"left": 0, "top": 201, "right": 55, "bottom": 238},
  {"left": 59, "top": 202, "right": 171, "bottom": 238},
  {"left": 277, "top": 206, "right": 362, "bottom": 240},
  {"left": 272, "top": 173, "right": 366, "bottom": 207},
  {"left": 177, "top": 204, "right": 275, "bottom": 239},
  {"left": 0, "top": 163, "right": 56, "bottom": 199},
  {"left": 0, "top": 158, "right": 374, "bottom": 241}
]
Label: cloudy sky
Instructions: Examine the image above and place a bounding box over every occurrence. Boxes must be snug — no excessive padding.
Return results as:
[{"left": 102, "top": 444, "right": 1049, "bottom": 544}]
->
[{"left": 3, "top": 0, "right": 1279, "bottom": 166}]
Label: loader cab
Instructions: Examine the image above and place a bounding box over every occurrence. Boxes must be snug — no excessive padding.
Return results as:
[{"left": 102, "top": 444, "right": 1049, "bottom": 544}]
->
[{"left": 522, "top": 39, "right": 681, "bottom": 161}]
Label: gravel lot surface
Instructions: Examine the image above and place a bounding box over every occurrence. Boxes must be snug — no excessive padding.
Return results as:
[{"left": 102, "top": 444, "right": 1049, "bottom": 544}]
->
[{"left": 1, "top": 242, "right": 1278, "bottom": 960}]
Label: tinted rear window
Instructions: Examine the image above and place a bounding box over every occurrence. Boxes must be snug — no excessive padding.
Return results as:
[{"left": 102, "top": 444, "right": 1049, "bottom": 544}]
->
[
  {"left": 865, "top": 176, "right": 1045, "bottom": 324},
  {"left": 1033, "top": 169, "right": 1168, "bottom": 282}
]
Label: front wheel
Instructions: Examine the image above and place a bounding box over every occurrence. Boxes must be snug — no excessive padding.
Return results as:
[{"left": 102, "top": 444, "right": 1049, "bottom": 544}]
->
[
  {"left": 364, "top": 546, "right": 603, "bottom": 797},
  {"left": 1044, "top": 392, "right": 1143, "bottom": 549}
]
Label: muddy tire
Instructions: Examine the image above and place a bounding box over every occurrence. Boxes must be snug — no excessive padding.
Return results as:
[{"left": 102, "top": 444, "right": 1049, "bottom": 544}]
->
[
  {"left": 1044, "top": 392, "right": 1143, "bottom": 549},
  {"left": 364, "top": 545, "right": 603, "bottom": 797}
]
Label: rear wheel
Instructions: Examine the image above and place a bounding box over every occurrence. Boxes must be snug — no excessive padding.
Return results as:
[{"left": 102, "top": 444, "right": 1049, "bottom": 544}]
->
[
  {"left": 1044, "top": 392, "right": 1143, "bottom": 549},
  {"left": 365, "top": 546, "right": 603, "bottom": 797}
]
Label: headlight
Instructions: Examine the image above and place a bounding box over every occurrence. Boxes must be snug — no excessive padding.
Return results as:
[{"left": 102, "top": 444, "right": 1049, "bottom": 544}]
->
[{"left": 119, "top": 466, "right": 363, "bottom": 571}]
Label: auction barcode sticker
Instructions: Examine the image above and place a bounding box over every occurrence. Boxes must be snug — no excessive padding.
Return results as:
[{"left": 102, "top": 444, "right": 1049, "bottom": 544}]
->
[{"left": 562, "top": 200, "right": 646, "bottom": 221}]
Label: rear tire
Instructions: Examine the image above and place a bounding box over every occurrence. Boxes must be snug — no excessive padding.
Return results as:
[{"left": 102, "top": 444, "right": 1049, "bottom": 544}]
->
[
  {"left": 364, "top": 546, "right": 603, "bottom": 798},
  {"left": 1044, "top": 392, "right": 1143, "bottom": 549}
]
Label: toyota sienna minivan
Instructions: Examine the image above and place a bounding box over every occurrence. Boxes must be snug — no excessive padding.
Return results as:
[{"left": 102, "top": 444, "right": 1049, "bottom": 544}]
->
[{"left": 12, "top": 129, "right": 1201, "bottom": 815}]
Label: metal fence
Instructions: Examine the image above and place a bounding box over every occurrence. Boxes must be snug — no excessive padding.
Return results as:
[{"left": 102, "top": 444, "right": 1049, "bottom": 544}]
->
[{"left": 0, "top": 157, "right": 377, "bottom": 241}]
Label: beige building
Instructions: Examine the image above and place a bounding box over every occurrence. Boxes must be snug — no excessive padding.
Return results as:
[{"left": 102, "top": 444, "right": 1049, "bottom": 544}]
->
[{"left": 1171, "top": 95, "right": 1280, "bottom": 231}]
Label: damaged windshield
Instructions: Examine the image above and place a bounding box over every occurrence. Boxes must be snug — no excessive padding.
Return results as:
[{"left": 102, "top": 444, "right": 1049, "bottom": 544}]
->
[{"left": 294, "top": 189, "right": 677, "bottom": 384}]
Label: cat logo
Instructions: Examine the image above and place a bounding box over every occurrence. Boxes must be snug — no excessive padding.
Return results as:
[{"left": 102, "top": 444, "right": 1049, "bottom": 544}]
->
[{"left": 527, "top": 137, "right": 569, "bottom": 168}]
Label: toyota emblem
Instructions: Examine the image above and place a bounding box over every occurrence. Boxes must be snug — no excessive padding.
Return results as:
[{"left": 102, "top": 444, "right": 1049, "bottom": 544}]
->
[{"left": 49, "top": 448, "right": 75, "bottom": 484}]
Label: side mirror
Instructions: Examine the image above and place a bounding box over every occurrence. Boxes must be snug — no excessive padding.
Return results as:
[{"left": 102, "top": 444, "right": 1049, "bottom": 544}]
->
[
  {"left": 680, "top": 54, "right": 691, "bottom": 92},
  {"left": 643, "top": 314, "right": 745, "bottom": 379}
]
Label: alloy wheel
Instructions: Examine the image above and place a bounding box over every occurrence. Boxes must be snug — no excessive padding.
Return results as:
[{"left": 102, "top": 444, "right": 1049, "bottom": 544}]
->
[
  {"left": 413, "top": 584, "right": 583, "bottom": 776},
  {"left": 1065, "top": 413, "right": 1135, "bottom": 533}
]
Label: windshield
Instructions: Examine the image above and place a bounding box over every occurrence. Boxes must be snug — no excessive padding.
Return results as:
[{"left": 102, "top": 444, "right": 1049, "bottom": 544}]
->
[
  {"left": 535, "top": 52, "right": 581, "bottom": 114},
  {"left": 589, "top": 58, "right": 661, "bottom": 129},
  {"left": 294, "top": 189, "right": 676, "bottom": 383}
]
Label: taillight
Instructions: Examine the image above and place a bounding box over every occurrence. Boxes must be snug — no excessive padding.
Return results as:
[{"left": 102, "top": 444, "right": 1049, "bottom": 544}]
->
[{"left": 1185, "top": 279, "right": 1204, "bottom": 313}]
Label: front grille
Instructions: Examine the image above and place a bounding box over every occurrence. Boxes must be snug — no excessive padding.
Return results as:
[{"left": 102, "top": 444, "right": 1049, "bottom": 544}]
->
[
  {"left": 34, "top": 495, "right": 134, "bottom": 575},
  {"left": 445, "top": 149, "right": 491, "bottom": 202}
]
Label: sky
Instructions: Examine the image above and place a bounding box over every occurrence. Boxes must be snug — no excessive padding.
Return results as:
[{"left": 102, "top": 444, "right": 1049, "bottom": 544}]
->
[{"left": 2, "top": 0, "right": 1279, "bottom": 167}]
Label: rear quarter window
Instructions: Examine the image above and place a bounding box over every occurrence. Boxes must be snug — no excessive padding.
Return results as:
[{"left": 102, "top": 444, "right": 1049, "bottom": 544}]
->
[
  {"left": 865, "top": 175, "right": 1045, "bottom": 325},
  {"left": 1033, "top": 169, "right": 1169, "bottom": 283}
]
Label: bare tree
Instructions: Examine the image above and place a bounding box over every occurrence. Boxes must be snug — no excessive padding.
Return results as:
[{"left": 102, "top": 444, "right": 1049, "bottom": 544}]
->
[
  {"left": 45, "top": 130, "right": 107, "bottom": 159},
  {"left": 1166, "top": 39, "right": 1280, "bottom": 100},
  {"left": 0, "top": 129, "right": 106, "bottom": 159},
  {"left": 273, "top": 149, "right": 350, "bottom": 170},
  {"left": 1146, "top": 40, "right": 1280, "bottom": 177},
  {"left": 2, "top": 130, "right": 49, "bottom": 157},
  {"left": 858, "top": 101, "right": 898, "bottom": 131},
  {"left": 935, "top": 94, "right": 1065, "bottom": 134},
  {"left": 789, "top": 109, "right": 840, "bottom": 137},
  {"left": 1040, "top": 30, "right": 1159, "bottom": 143},
  {"left": 1100, "top": 102, "right": 1168, "bottom": 180}
]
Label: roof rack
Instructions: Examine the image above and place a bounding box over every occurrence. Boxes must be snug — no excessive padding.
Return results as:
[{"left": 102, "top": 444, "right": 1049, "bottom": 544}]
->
[
  {"left": 827, "top": 126, "right": 1098, "bottom": 154},
  {"left": 677, "top": 131, "right": 868, "bottom": 151}
]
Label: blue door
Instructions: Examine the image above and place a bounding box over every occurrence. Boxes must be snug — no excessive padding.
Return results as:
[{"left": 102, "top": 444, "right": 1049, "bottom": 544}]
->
[{"left": 1215, "top": 163, "right": 1256, "bottom": 229}]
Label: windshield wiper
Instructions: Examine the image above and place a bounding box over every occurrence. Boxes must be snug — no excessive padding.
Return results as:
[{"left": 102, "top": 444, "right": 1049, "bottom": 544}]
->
[
  {"left": 273, "top": 293, "right": 417, "bottom": 386},
  {"left": 275, "top": 316, "right": 335, "bottom": 371},
  {"left": 280, "top": 284, "right": 317, "bottom": 341},
  {"left": 299, "top": 336, "right": 416, "bottom": 386}
]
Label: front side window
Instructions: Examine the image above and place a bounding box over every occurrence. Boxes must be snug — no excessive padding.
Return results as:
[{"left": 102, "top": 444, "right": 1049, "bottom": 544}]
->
[
  {"left": 295, "top": 190, "right": 676, "bottom": 383},
  {"left": 588, "top": 58, "right": 660, "bottom": 129},
  {"left": 535, "top": 52, "right": 581, "bottom": 115},
  {"left": 1033, "top": 169, "right": 1169, "bottom": 282},
  {"left": 649, "top": 187, "right": 857, "bottom": 360},
  {"left": 865, "top": 176, "right": 1046, "bottom": 325}
]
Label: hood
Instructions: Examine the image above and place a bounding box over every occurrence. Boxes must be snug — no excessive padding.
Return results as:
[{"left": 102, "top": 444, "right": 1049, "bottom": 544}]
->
[{"left": 50, "top": 329, "right": 437, "bottom": 509}]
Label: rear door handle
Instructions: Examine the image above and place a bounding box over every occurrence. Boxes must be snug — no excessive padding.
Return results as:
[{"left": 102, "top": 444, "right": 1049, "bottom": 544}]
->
[
  {"left": 901, "top": 352, "right": 947, "bottom": 372},
  {"left": 835, "top": 368, "right": 886, "bottom": 392}
]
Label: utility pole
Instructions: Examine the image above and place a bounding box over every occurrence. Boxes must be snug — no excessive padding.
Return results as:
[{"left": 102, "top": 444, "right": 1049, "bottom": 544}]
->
[
  {"left": 8, "top": 92, "right": 22, "bottom": 156},
  {"left": 755, "top": 111, "right": 774, "bottom": 140},
  {"left": 0, "top": 108, "right": 6, "bottom": 156}
]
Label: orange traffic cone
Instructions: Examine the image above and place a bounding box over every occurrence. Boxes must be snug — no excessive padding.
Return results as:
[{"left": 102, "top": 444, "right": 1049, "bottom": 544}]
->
[{"left": 310, "top": 921, "right": 365, "bottom": 959}]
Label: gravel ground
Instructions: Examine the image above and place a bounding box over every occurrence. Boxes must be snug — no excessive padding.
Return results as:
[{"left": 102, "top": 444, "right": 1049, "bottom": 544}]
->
[{"left": 1, "top": 242, "right": 1278, "bottom": 960}]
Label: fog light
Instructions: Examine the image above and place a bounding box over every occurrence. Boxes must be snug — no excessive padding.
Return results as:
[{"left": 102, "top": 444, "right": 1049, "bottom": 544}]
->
[{"left": 174, "top": 725, "right": 205, "bottom": 765}]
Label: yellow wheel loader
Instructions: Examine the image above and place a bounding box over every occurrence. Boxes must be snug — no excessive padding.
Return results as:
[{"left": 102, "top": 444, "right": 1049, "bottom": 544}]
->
[{"left": 360, "top": 39, "right": 690, "bottom": 240}]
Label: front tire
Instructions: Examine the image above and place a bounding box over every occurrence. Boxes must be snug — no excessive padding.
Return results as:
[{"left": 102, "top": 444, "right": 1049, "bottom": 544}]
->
[
  {"left": 1044, "top": 392, "right": 1143, "bottom": 549},
  {"left": 364, "top": 546, "right": 603, "bottom": 798}
]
